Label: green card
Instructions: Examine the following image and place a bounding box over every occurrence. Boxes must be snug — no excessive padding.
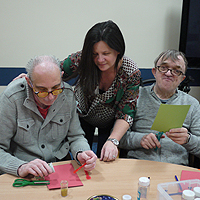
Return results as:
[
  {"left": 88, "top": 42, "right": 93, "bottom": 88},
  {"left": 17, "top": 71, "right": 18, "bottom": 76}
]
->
[{"left": 151, "top": 104, "right": 191, "bottom": 132}]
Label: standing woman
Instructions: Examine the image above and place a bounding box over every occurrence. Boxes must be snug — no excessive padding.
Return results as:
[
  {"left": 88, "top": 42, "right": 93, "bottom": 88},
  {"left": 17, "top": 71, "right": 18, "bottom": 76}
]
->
[{"left": 61, "top": 20, "right": 141, "bottom": 161}]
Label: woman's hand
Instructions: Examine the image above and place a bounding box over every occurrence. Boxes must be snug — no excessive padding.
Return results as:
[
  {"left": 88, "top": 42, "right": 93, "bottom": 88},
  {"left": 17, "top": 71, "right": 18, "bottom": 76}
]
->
[{"left": 100, "top": 141, "right": 118, "bottom": 162}]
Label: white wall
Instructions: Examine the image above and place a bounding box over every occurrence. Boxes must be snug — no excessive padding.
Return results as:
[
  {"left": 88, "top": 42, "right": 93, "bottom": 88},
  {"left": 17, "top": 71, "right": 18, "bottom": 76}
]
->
[
  {"left": 189, "top": 87, "right": 200, "bottom": 102},
  {"left": 2, "top": 0, "right": 199, "bottom": 101},
  {"left": 0, "top": 86, "right": 6, "bottom": 94},
  {"left": 0, "top": 0, "right": 182, "bottom": 67}
]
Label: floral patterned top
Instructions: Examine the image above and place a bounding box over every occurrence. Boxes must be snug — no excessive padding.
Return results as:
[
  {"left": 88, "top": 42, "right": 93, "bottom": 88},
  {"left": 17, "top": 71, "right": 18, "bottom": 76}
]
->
[{"left": 60, "top": 51, "right": 141, "bottom": 128}]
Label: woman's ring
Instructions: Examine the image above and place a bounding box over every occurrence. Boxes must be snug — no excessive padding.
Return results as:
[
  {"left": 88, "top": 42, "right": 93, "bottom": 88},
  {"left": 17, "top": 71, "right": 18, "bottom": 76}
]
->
[{"left": 113, "top": 155, "right": 116, "bottom": 158}]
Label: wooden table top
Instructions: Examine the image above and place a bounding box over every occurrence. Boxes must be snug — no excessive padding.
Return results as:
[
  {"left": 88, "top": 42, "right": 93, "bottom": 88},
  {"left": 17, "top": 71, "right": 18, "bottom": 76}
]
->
[{"left": 0, "top": 158, "right": 199, "bottom": 200}]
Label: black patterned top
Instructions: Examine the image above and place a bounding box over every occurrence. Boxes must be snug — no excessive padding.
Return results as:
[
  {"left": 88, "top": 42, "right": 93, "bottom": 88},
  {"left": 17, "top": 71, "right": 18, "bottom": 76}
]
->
[{"left": 61, "top": 51, "right": 141, "bottom": 128}]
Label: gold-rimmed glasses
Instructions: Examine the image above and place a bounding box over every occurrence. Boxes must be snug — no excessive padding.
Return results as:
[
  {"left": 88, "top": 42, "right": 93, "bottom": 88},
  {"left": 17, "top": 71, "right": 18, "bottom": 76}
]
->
[{"left": 30, "top": 81, "right": 64, "bottom": 98}]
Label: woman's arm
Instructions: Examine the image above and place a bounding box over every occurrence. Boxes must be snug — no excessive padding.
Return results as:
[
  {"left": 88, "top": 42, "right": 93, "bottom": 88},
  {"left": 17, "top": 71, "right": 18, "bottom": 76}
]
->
[
  {"left": 60, "top": 51, "right": 82, "bottom": 80},
  {"left": 115, "top": 69, "right": 141, "bottom": 127},
  {"left": 100, "top": 59, "right": 141, "bottom": 161},
  {"left": 100, "top": 119, "right": 130, "bottom": 161}
]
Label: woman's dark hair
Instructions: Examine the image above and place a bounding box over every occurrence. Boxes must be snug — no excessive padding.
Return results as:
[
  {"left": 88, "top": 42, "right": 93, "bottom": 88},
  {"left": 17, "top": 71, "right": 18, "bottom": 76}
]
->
[{"left": 74, "top": 20, "right": 125, "bottom": 97}]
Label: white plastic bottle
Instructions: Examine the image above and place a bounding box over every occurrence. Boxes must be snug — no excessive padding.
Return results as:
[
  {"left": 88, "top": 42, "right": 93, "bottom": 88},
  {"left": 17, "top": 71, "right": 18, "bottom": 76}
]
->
[
  {"left": 194, "top": 187, "right": 200, "bottom": 198},
  {"left": 137, "top": 177, "right": 150, "bottom": 200},
  {"left": 122, "top": 194, "right": 132, "bottom": 200},
  {"left": 182, "top": 189, "right": 195, "bottom": 200}
]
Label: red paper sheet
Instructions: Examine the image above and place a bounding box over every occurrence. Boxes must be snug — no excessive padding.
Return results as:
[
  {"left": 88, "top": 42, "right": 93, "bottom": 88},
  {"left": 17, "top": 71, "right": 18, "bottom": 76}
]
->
[
  {"left": 45, "top": 163, "right": 83, "bottom": 190},
  {"left": 180, "top": 170, "right": 200, "bottom": 181}
]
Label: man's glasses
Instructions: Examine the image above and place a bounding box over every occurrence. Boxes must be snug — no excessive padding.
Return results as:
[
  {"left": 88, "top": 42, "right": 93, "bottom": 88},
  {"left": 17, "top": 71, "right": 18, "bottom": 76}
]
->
[
  {"left": 30, "top": 81, "right": 64, "bottom": 98},
  {"left": 156, "top": 66, "right": 185, "bottom": 76}
]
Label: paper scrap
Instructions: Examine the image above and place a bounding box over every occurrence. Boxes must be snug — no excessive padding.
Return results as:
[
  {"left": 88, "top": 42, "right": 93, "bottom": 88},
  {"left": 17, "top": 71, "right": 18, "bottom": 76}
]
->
[
  {"left": 45, "top": 163, "right": 83, "bottom": 190},
  {"left": 151, "top": 104, "right": 190, "bottom": 132}
]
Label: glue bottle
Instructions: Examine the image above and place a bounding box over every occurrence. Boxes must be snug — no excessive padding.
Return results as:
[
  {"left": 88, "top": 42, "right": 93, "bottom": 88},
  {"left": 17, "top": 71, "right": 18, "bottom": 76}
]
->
[
  {"left": 60, "top": 180, "right": 68, "bottom": 197},
  {"left": 137, "top": 177, "right": 150, "bottom": 200},
  {"left": 122, "top": 194, "right": 132, "bottom": 200}
]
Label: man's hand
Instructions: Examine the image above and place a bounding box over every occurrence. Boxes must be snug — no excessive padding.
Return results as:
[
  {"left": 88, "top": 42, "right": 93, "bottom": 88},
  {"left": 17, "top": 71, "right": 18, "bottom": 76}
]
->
[
  {"left": 166, "top": 127, "right": 189, "bottom": 144},
  {"left": 141, "top": 133, "right": 165, "bottom": 149},
  {"left": 77, "top": 150, "right": 97, "bottom": 171},
  {"left": 100, "top": 141, "right": 118, "bottom": 162},
  {"left": 17, "top": 159, "right": 53, "bottom": 178}
]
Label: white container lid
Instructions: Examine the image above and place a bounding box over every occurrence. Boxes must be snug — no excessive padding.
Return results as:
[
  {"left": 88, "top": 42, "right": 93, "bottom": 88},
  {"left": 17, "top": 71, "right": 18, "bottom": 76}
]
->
[
  {"left": 139, "top": 177, "right": 150, "bottom": 187},
  {"left": 122, "top": 194, "right": 132, "bottom": 200},
  {"left": 194, "top": 187, "right": 200, "bottom": 197},
  {"left": 182, "top": 189, "right": 195, "bottom": 200}
]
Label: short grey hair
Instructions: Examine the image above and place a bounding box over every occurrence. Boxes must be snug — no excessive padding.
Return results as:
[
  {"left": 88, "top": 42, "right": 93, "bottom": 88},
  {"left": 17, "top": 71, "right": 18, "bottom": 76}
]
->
[
  {"left": 154, "top": 49, "right": 188, "bottom": 73},
  {"left": 26, "top": 55, "right": 61, "bottom": 80}
]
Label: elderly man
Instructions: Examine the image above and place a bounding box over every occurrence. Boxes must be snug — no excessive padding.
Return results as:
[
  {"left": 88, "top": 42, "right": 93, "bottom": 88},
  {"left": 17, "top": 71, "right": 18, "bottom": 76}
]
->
[
  {"left": 0, "top": 55, "right": 97, "bottom": 178},
  {"left": 119, "top": 49, "right": 200, "bottom": 165}
]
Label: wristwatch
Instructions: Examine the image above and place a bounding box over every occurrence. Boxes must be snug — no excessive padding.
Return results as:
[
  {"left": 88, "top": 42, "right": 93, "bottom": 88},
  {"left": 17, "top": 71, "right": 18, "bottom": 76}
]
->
[
  {"left": 186, "top": 132, "right": 191, "bottom": 144},
  {"left": 107, "top": 138, "right": 119, "bottom": 146}
]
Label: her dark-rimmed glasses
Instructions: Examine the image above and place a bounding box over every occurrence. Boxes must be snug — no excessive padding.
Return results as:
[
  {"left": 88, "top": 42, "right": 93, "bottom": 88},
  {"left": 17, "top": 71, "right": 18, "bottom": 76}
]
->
[
  {"left": 30, "top": 81, "right": 64, "bottom": 98},
  {"left": 156, "top": 66, "right": 185, "bottom": 76}
]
